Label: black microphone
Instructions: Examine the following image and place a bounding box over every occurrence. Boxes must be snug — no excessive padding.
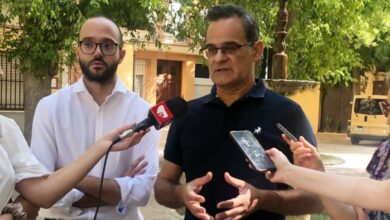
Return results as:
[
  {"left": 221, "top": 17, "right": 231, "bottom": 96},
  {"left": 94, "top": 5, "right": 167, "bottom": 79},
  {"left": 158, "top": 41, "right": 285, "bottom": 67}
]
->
[{"left": 113, "top": 97, "right": 188, "bottom": 144}]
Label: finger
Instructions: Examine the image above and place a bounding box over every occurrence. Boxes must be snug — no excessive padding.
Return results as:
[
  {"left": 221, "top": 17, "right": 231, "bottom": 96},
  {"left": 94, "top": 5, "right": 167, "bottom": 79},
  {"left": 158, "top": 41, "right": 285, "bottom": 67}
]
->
[
  {"left": 265, "top": 170, "right": 275, "bottom": 181},
  {"left": 224, "top": 172, "right": 244, "bottom": 188},
  {"left": 107, "top": 123, "right": 135, "bottom": 139},
  {"left": 131, "top": 161, "right": 148, "bottom": 176},
  {"left": 299, "top": 136, "right": 317, "bottom": 152},
  {"left": 193, "top": 171, "right": 213, "bottom": 187},
  {"left": 281, "top": 133, "right": 292, "bottom": 144},
  {"left": 215, "top": 206, "right": 244, "bottom": 220}
]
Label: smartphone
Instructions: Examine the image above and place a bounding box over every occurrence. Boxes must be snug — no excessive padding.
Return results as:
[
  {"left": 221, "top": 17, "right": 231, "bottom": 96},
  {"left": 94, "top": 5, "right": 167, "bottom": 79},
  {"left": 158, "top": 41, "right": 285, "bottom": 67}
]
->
[
  {"left": 276, "top": 123, "right": 298, "bottom": 142},
  {"left": 229, "top": 130, "right": 275, "bottom": 172}
]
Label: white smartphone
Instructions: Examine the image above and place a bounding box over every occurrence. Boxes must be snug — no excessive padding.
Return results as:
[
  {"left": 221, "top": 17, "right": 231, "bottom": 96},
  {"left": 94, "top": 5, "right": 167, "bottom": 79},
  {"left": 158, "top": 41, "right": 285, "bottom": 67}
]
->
[{"left": 230, "top": 130, "right": 275, "bottom": 172}]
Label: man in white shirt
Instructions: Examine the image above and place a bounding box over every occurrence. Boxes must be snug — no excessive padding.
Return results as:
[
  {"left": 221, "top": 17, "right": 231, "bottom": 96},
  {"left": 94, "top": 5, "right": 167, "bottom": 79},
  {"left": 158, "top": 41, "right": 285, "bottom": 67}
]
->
[{"left": 31, "top": 16, "right": 161, "bottom": 220}]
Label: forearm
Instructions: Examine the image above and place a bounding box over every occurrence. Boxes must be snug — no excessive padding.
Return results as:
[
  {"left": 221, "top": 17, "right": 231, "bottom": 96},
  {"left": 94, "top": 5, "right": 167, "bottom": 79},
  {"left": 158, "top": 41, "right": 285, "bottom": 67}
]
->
[
  {"left": 16, "top": 143, "right": 109, "bottom": 208},
  {"left": 255, "top": 188, "right": 323, "bottom": 215},
  {"left": 72, "top": 194, "right": 110, "bottom": 208},
  {"left": 154, "top": 178, "right": 184, "bottom": 209},
  {"left": 320, "top": 196, "right": 358, "bottom": 220},
  {"left": 282, "top": 165, "right": 390, "bottom": 212},
  {"left": 76, "top": 176, "right": 121, "bottom": 205}
]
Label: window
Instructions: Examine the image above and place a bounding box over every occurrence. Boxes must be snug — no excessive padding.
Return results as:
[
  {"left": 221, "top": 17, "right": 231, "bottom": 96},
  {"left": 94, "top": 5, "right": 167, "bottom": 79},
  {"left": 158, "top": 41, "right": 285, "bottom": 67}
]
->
[
  {"left": 354, "top": 98, "right": 383, "bottom": 115},
  {"left": 134, "top": 59, "right": 146, "bottom": 97},
  {"left": 195, "top": 64, "right": 209, "bottom": 79},
  {"left": 0, "top": 52, "right": 23, "bottom": 110}
]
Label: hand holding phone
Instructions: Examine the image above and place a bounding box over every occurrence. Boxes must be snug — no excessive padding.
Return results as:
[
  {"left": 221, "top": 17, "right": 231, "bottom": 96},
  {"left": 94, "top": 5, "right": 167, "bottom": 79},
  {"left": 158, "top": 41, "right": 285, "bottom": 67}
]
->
[
  {"left": 230, "top": 130, "right": 275, "bottom": 172},
  {"left": 276, "top": 123, "right": 298, "bottom": 142}
]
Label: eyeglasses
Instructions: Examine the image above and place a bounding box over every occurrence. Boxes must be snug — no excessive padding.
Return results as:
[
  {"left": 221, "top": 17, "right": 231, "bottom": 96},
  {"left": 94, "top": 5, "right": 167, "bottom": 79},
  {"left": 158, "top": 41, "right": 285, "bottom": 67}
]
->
[
  {"left": 379, "top": 101, "right": 390, "bottom": 117},
  {"left": 200, "top": 42, "right": 254, "bottom": 59},
  {"left": 79, "top": 39, "right": 119, "bottom": 56}
]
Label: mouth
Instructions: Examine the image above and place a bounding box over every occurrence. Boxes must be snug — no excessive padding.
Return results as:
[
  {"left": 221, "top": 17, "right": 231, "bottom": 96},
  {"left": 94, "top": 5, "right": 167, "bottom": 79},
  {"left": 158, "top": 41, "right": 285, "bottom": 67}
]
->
[
  {"left": 89, "top": 60, "right": 107, "bottom": 69},
  {"left": 214, "top": 67, "right": 230, "bottom": 73}
]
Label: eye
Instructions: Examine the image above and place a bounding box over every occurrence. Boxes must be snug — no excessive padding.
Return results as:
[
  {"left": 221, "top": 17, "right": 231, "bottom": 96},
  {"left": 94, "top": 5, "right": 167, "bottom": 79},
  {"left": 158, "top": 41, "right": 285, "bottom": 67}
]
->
[
  {"left": 102, "top": 42, "right": 115, "bottom": 50},
  {"left": 83, "top": 40, "right": 95, "bottom": 49},
  {"left": 207, "top": 46, "right": 218, "bottom": 54}
]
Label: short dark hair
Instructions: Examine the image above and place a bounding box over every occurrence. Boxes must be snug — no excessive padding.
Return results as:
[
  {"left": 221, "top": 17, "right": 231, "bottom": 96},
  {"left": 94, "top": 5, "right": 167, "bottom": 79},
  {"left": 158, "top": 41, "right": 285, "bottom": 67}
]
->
[
  {"left": 205, "top": 4, "right": 259, "bottom": 43},
  {"left": 79, "top": 16, "right": 123, "bottom": 48}
]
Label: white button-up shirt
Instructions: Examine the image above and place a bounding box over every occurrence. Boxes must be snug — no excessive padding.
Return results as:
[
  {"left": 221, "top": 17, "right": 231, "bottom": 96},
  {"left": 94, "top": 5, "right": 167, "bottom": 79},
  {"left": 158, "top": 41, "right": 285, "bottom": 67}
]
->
[
  {"left": 31, "top": 77, "right": 161, "bottom": 220},
  {"left": 0, "top": 115, "right": 49, "bottom": 211}
]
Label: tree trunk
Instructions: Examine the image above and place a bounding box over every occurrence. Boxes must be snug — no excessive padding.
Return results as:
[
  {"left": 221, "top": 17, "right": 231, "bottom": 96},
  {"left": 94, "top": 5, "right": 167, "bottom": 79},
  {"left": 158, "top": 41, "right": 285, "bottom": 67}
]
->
[
  {"left": 352, "top": 67, "right": 360, "bottom": 95},
  {"left": 23, "top": 73, "right": 51, "bottom": 144}
]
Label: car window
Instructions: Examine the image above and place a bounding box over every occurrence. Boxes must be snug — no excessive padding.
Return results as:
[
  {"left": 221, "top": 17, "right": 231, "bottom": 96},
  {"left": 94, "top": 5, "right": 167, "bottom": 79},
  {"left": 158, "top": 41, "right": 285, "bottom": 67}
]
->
[{"left": 354, "top": 98, "right": 384, "bottom": 115}]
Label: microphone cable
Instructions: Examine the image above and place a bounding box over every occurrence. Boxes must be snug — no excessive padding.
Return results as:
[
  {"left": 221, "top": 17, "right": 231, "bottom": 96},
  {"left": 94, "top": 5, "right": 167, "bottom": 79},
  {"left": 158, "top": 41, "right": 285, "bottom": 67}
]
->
[{"left": 93, "top": 141, "right": 115, "bottom": 220}]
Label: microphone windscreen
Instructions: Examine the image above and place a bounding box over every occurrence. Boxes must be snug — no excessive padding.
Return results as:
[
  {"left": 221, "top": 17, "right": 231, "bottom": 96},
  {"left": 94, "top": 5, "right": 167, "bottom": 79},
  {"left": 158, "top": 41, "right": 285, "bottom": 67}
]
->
[{"left": 165, "top": 97, "right": 188, "bottom": 118}]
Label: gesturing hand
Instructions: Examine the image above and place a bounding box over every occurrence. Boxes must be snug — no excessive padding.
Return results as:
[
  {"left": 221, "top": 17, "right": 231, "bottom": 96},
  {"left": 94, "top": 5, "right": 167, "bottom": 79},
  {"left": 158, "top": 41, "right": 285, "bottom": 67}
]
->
[
  {"left": 176, "top": 172, "right": 214, "bottom": 220},
  {"left": 283, "top": 134, "right": 324, "bottom": 171},
  {"left": 215, "top": 172, "right": 258, "bottom": 220}
]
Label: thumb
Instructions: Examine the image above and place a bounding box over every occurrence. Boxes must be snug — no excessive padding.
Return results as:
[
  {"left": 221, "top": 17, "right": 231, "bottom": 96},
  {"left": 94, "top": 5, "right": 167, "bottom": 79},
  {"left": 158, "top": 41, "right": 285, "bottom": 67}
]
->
[
  {"left": 106, "top": 123, "right": 135, "bottom": 140},
  {"left": 194, "top": 171, "right": 213, "bottom": 187},
  {"left": 224, "top": 172, "right": 245, "bottom": 188}
]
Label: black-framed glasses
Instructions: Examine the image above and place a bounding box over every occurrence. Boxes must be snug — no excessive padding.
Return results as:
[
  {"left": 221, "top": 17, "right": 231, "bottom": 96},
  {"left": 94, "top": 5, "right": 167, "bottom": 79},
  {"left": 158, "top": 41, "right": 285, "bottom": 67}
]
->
[
  {"left": 79, "top": 39, "right": 119, "bottom": 56},
  {"left": 200, "top": 42, "right": 254, "bottom": 59},
  {"left": 379, "top": 101, "right": 390, "bottom": 117}
]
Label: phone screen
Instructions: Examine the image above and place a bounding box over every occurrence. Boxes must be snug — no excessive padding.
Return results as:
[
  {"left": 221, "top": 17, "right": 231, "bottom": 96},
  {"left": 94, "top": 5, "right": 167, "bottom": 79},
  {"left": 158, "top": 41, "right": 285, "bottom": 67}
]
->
[{"left": 230, "top": 130, "right": 275, "bottom": 172}]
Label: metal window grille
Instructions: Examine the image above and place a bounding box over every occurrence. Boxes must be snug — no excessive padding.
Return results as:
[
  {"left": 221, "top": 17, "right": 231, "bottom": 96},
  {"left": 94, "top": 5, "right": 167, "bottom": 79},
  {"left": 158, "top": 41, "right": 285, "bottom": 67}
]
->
[
  {"left": 134, "top": 59, "right": 146, "bottom": 97},
  {"left": 0, "top": 52, "right": 24, "bottom": 110}
]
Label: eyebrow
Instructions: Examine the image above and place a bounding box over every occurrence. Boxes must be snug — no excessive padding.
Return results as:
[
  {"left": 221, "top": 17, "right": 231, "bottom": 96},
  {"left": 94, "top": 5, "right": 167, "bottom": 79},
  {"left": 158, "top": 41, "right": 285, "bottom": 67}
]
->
[{"left": 205, "top": 41, "right": 242, "bottom": 47}]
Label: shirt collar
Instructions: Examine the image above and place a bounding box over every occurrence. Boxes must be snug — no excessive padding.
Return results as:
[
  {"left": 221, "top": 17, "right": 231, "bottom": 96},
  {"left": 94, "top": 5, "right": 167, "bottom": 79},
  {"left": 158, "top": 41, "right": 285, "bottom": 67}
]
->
[
  {"left": 72, "top": 76, "right": 127, "bottom": 95},
  {"left": 203, "top": 79, "right": 266, "bottom": 104}
]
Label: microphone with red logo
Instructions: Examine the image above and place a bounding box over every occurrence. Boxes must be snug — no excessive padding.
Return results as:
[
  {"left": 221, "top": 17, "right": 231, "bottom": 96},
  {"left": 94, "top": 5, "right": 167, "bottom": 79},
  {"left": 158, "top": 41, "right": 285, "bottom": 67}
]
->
[{"left": 113, "top": 96, "right": 188, "bottom": 144}]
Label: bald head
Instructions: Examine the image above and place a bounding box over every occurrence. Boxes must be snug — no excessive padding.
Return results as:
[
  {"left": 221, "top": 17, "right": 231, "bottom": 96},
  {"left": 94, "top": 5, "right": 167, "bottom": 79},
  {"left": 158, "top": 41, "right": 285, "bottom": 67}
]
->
[{"left": 79, "top": 16, "right": 123, "bottom": 47}]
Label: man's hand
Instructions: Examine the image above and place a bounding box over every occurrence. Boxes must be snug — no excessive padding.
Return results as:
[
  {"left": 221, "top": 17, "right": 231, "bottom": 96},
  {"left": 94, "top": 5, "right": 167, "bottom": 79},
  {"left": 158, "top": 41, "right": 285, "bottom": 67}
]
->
[
  {"left": 123, "top": 155, "right": 148, "bottom": 177},
  {"left": 175, "top": 172, "right": 214, "bottom": 220},
  {"left": 215, "top": 172, "right": 258, "bottom": 220},
  {"left": 283, "top": 134, "right": 324, "bottom": 171}
]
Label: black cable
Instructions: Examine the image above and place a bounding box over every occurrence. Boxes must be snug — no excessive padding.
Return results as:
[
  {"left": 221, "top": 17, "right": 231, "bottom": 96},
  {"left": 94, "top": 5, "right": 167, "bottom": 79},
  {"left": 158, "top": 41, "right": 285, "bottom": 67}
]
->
[{"left": 93, "top": 141, "right": 115, "bottom": 220}]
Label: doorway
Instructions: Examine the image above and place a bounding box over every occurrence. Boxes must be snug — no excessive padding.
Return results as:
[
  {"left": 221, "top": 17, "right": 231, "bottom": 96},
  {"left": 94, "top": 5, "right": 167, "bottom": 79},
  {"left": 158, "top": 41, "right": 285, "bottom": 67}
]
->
[{"left": 156, "top": 60, "right": 182, "bottom": 103}]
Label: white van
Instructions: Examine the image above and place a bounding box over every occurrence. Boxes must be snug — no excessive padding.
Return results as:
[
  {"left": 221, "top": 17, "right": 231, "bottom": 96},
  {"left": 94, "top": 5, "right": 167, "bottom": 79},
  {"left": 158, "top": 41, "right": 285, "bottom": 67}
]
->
[{"left": 347, "top": 95, "right": 390, "bottom": 144}]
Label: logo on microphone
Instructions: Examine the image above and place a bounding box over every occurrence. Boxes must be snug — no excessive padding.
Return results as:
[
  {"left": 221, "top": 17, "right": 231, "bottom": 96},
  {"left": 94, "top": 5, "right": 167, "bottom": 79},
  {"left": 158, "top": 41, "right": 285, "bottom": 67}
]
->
[{"left": 157, "top": 105, "right": 169, "bottom": 118}]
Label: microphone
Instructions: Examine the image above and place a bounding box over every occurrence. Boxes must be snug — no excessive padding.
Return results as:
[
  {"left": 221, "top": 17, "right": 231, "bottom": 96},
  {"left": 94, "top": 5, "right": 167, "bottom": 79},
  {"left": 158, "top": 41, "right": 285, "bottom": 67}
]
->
[{"left": 114, "top": 97, "right": 188, "bottom": 143}]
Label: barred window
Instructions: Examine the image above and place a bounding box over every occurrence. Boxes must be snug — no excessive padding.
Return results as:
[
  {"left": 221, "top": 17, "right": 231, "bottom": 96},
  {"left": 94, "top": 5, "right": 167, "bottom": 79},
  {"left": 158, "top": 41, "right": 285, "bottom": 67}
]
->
[
  {"left": 134, "top": 59, "right": 146, "bottom": 98},
  {"left": 0, "top": 52, "right": 24, "bottom": 110}
]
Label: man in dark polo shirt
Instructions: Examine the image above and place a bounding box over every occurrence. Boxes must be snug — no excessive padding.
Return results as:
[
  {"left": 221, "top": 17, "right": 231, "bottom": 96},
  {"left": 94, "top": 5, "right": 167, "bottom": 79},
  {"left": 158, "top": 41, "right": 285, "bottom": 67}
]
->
[{"left": 154, "top": 4, "right": 323, "bottom": 220}]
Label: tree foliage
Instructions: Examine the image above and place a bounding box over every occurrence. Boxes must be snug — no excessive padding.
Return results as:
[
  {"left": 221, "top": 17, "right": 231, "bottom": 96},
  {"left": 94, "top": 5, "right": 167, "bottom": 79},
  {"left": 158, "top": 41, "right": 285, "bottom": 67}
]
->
[
  {"left": 0, "top": 0, "right": 167, "bottom": 140},
  {"left": 169, "top": 0, "right": 390, "bottom": 86},
  {"left": 0, "top": 0, "right": 167, "bottom": 78}
]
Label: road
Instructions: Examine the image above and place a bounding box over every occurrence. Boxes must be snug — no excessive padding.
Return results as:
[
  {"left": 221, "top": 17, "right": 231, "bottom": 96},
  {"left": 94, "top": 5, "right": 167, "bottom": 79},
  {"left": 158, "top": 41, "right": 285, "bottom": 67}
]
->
[{"left": 141, "top": 131, "right": 379, "bottom": 220}]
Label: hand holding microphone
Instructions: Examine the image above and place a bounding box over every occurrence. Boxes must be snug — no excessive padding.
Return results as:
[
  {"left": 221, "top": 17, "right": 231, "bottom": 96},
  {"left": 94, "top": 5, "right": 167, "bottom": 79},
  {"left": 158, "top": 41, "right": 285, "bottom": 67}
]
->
[{"left": 113, "top": 96, "right": 188, "bottom": 144}]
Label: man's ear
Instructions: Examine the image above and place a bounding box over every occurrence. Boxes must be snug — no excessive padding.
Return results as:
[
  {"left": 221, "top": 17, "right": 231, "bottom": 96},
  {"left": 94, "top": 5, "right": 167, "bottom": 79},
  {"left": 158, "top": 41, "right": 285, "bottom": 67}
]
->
[
  {"left": 253, "top": 40, "right": 264, "bottom": 62},
  {"left": 119, "top": 48, "right": 126, "bottom": 64},
  {"left": 74, "top": 43, "right": 80, "bottom": 61}
]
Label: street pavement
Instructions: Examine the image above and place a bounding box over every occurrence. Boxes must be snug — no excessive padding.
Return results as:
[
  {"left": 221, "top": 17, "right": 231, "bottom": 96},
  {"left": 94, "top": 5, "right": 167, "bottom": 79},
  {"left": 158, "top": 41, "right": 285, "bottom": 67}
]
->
[{"left": 141, "top": 130, "right": 379, "bottom": 220}]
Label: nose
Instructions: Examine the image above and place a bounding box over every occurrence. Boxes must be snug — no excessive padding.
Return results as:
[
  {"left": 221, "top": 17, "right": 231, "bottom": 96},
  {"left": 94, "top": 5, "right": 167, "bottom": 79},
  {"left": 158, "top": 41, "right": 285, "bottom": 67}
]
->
[{"left": 93, "top": 45, "right": 103, "bottom": 56}]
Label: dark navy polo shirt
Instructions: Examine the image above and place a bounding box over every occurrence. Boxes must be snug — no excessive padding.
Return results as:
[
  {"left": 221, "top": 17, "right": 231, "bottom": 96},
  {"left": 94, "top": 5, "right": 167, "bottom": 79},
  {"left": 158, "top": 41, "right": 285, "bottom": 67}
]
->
[{"left": 164, "top": 79, "right": 316, "bottom": 220}]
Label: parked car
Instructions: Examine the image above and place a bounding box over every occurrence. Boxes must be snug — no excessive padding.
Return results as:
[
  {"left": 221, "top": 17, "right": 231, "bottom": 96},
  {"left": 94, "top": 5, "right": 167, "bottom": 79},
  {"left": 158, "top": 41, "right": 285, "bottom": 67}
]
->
[{"left": 347, "top": 95, "right": 390, "bottom": 144}]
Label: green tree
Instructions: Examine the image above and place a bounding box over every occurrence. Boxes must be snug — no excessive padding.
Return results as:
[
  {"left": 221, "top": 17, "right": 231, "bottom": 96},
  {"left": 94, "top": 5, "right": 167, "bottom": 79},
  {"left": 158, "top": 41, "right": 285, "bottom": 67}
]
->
[
  {"left": 0, "top": 0, "right": 167, "bottom": 142},
  {"left": 169, "top": 0, "right": 390, "bottom": 87}
]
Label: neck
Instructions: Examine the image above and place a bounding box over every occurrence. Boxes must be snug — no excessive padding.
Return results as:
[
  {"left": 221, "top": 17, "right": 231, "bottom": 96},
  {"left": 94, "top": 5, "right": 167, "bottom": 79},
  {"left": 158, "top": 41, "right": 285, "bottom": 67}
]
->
[
  {"left": 216, "top": 81, "right": 255, "bottom": 106},
  {"left": 83, "top": 77, "right": 116, "bottom": 106}
]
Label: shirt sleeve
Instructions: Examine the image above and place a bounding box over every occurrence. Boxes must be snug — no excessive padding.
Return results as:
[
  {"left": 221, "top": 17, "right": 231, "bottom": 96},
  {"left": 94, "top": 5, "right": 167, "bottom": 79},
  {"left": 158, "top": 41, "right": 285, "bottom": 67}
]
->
[
  {"left": 1, "top": 116, "right": 49, "bottom": 182},
  {"left": 30, "top": 99, "right": 85, "bottom": 214},
  {"left": 114, "top": 127, "right": 161, "bottom": 214}
]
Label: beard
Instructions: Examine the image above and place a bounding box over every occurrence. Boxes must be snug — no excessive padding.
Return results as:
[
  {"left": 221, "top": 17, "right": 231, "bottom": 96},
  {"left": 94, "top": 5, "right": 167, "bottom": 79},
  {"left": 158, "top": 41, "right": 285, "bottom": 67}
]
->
[{"left": 79, "top": 57, "right": 118, "bottom": 84}]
